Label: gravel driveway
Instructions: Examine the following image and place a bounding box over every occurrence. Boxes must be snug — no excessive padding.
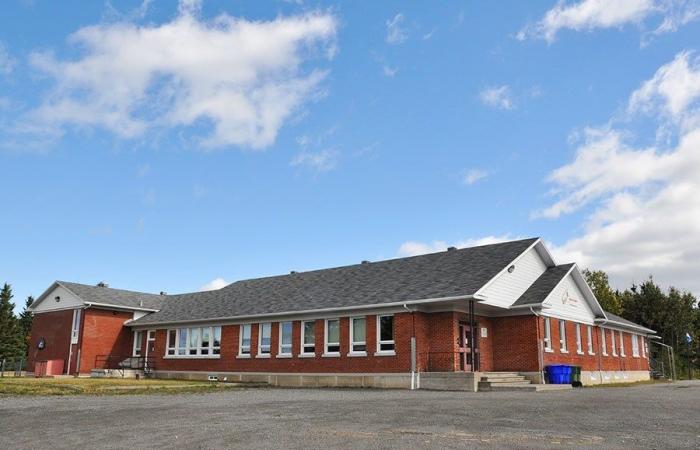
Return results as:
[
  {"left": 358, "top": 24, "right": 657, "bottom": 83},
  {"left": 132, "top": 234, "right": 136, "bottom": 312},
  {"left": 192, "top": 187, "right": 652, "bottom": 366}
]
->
[{"left": 1, "top": 381, "right": 699, "bottom": 449}]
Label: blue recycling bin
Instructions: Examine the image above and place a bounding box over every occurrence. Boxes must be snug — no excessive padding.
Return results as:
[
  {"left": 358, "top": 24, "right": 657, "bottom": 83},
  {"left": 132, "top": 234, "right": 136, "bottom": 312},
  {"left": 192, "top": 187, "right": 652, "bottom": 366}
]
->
[{"left": 545, "top": 365, "right": 572, "bottom": 384}]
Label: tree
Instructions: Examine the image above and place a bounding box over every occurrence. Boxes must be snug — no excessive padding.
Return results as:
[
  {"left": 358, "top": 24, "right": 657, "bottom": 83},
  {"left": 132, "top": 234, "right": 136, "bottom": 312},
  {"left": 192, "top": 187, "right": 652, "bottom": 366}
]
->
[
  {"left": 0, "top": 283, "right": 23, "bottom": 358},
  {"left": 18, "top": 296, "right": 34, "bottom": 356},
  {"left": 582, "top": 269, "right": 623, "bottom": 315}
]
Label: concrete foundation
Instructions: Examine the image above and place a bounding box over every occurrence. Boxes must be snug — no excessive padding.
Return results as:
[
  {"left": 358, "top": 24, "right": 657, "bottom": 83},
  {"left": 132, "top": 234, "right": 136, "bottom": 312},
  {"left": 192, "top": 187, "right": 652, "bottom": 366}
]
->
[{"left": 521, "top": 370, "right": 650, "bottom": 385}]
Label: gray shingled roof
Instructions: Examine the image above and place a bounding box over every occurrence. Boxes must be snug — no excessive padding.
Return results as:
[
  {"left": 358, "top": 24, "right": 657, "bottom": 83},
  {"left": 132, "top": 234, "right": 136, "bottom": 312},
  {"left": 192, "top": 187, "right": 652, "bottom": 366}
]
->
[
  {"left": 59, "top": 281, "right": 167, "bottom": 310},
  {"left": 603, "top": 311, "right": 655, "bottom": 333},
  {"left": 129, "top": 238, "right": 539, "bottom": 326},
  {"left": 512, "top": 263, "right": 575, "bottom": 307}
]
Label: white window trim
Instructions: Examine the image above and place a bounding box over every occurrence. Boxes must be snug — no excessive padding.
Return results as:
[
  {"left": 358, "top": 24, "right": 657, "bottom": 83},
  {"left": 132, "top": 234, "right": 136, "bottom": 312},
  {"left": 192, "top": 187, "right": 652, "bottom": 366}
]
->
[
  {"left": 559, "top": 320, "right": 568, "bottom": 353},
  {"left": 632, "top": 333, "right": 640, "bottom": 358},
  {"left": 70, "top": 308, "right": 82, "bottom": 344},
  {"left": 323, "top": 318, "right": 341, "bottom": 357},
  {"left": 278, "top": 321, "right": 293, "bottom": 358},
  {"left": 163, "top": 326, "right": 221, "bottom": 359},
  {"left": 348, "top": 316, "right": 367, "bottom": 356},
  {"left": 238, "top": 324, "right": 252, "bottom": 358},
  {"left": 257, "top": 322, "right": 272, "bottom": 358},
  {"left": 600, "top": 327, "right": 608, "bottom": 356},
  {"left": 543, "top": 317, "right": 553, "bottom": 353},
  {"left": 611, "top": 329, "right": 618, "bottom": 356},
  {"left": 642, "top": 336, "right": 647, "bottom": 359},
  {"left": 375, "top": 314, "right": 396, "bottom": 356},
  {"left": 619, "top": 331, "right": 626, "bottom": 357},
  {"left": 587, "top": 325, "right": 595, "bottom": 355},
  {"left": 133, "top": 330, "right": 143, "bottom": 357},
  {"left": 300, "top": 320, "right": 316, "bottom": 357},
  {"left": 575, "top": 323, "right": 583, "bottom": 355}
]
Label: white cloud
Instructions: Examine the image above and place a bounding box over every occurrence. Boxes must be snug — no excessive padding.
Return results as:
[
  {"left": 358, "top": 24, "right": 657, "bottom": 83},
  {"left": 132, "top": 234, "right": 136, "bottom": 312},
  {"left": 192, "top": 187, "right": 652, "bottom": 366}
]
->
[
  {"left": 290, "top": 148, "right": 339, "bottom": 172},
  {"left": 422, "top": 27, "right": 437, "bottom": 40},
  {"left": 479, "top": 85, "right": 515, "bottom": 110},
  {"left": 382, "top": 65, "right": 398, "bottom": 78},
  {"left": 0, "top": 42, "right": 15, "bottom": 75},
  {"left": 199, "top": 277, "right": 229, "bottom": 291},
  {"left": 397, "top": 235, "right": 513, "bottom": 257},
  {"left": 518, "top": 0, "right": 700, "bottom": 43},
  {"left": 386, "top": 13, "right": 408, "bottom": 44},
  {"left": 462, "top": 168, "right": 489, "bottom": 185},
  {"left": 14, "top": 2, "right": 337, "bottom": 149},
  {"left": 540, "top": 51, "right": 700, "bottom": 296}
]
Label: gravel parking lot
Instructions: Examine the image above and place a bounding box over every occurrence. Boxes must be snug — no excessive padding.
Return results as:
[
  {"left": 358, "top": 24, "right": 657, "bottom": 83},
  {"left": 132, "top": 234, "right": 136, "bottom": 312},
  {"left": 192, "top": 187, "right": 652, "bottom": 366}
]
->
[{"left": 1, "top": 380, "right": 699, "bottom": 449}]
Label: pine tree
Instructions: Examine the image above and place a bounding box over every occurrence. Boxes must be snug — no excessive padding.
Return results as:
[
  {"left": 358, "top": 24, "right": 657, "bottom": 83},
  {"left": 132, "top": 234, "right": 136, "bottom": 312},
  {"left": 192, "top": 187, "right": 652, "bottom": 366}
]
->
[
  {"left": 0, "top": 283, "right": 23, "bottom": 358},
  {"left": 18, "top": 296, "right": 34, "bottom": 356}
]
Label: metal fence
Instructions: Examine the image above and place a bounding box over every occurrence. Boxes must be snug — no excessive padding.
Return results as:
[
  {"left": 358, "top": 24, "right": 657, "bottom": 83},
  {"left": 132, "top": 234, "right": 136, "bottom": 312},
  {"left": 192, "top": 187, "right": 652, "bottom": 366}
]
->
[{"left": 0, "top": 356, "right": 27, "bottom": 377}]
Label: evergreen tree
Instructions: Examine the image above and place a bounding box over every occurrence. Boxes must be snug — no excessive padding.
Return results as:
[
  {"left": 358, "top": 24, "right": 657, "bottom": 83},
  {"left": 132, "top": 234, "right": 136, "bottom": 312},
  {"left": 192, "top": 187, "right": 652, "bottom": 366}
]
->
[
  {"left": 18, "top": 296, "right": 34, "bottom": 356},
  {"left": 582, "top": 269, "right": 623, "bottom": 314},
  {"left": 0, "top": 283, "right": 23, "bottom": 358}
]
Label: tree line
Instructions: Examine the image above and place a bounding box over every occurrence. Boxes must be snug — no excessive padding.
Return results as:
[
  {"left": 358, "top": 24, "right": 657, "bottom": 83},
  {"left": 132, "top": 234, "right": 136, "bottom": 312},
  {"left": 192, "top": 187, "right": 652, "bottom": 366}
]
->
[{"left": 0, "top": 283, "right": 33, "bottom": 360}]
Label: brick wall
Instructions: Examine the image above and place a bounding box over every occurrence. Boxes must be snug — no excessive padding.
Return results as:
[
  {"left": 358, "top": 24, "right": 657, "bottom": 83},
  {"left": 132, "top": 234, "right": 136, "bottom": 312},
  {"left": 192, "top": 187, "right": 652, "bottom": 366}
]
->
[
  {"left": 492, "top": 315, "right": 540, "bottom": 372},
  {"left": 78, "top": 308, "right": 134, "bottom": 374},
  {"left": 27, "top": 309, "right": 74, "bottom": 374}
]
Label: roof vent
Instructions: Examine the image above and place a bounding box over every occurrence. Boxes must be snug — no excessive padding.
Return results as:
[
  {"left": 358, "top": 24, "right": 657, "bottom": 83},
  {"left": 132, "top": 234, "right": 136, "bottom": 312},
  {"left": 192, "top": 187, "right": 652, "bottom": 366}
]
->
[
  {"left": 361, "top": 260, "right": 370, "bottom": 264},
  {"left": 507, "top": 265, "right": 515, "bottom": 273},
  {"left": 96, "top": 281, "right": 109, "bottom": 288},
  {"left": 290, "top": 271, "right": 297, "bottom": 274},
  {"left": 159, "top": 291, "right": 167, "bottom": 296},
  {"left": 447, "top": 246, "right": 457, "bottom": 252}
]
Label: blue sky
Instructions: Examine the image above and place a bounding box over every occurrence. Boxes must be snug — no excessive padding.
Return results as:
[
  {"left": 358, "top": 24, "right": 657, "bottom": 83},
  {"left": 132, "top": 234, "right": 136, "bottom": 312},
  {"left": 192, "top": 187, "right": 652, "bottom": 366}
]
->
[{"left": 2, "top": 0, "right": 700, "bottom": 313}]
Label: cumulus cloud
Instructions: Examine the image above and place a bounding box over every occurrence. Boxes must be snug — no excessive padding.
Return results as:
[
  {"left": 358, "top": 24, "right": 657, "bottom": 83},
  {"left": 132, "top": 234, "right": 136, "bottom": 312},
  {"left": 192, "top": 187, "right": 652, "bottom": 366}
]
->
[
  {"left": 397, "top": 235, "right": 513, "bottom": 257},
  {"left": 386, "top": 13, "right": 408, "bottom": 44},
  {"left": 0, "top": 42, "right": 15, "bottom": 75},
  {"left": 479, "top": 85, "right": 515, "bottom": 110},
  {"left": 462, "top": 168, "right": 489, "bottom": 185},
  {"left": 199, "top": 277, "right": 229, "bottom": 291},
  {"left": 518, "top": 0, "right": 700, "bottom": 43},
  {"left": 540, "top": 50, "right": 700, "bottom": 295},
  {"left": 290, "top": 148, "right": 339, "bottom": 172},
  {"left": 382, "top": 65, "right": 398, "bottom": 78},
  {"left": 12, "top": 1, "right": 337, "bottom": 149}
]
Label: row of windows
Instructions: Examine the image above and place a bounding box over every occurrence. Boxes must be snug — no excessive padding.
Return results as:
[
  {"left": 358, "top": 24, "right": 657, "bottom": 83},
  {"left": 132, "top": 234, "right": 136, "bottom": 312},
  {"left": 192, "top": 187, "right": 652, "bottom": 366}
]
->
[
  {"left": 542, "top": 318, "right": 647, "bottom": 358},
  {"left": 238, "top": 315, "right": 396, "bottom": 358}
]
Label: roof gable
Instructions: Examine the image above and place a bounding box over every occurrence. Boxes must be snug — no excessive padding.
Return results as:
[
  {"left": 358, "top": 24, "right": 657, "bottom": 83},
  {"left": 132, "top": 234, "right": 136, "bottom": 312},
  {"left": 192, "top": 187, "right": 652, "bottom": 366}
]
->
[{"left": 31, "top": 281, "right": 166, "bottom": 312}]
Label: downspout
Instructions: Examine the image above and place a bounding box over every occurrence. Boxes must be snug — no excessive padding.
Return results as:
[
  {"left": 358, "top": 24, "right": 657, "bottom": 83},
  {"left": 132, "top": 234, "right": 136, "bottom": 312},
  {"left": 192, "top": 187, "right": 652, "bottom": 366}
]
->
[
  {"left": 403, "top": 304, "right": 417, "bottom": 390},
  {"left": 596, "top": 318, "right": 609, "bottom": 385},
  {"left": 529, "top": 307, "right": 545, "bottom": 384}
]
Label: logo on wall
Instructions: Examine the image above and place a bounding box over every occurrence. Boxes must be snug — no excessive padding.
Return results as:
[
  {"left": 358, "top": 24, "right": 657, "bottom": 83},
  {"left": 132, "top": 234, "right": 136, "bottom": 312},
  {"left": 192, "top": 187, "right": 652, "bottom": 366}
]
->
[
  {"left": 561, "top": 290, "right": 579, "bottom": 306},
  {"left": 37, "top": 337, "right": 46, "bottom": 350}
]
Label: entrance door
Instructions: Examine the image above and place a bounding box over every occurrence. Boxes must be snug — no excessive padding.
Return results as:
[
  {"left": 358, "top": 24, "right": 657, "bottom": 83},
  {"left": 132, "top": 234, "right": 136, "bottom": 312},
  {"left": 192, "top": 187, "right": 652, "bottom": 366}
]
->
[{"left": 457, "top": 322, "right": 480, "bottom": 372}]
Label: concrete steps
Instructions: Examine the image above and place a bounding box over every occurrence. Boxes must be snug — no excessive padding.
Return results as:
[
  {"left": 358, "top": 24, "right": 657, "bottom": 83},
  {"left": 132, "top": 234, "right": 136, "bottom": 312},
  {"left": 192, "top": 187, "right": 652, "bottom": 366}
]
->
[{"left": 478, "top": 372, "right": 572, "bottom": 392}]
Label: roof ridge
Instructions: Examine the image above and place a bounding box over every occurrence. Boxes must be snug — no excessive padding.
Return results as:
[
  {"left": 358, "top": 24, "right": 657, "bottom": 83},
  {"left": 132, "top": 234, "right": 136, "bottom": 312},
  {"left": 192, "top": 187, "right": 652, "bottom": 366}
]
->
[{"left": 57, "top": 280, "right": 163, "bottom": 297}]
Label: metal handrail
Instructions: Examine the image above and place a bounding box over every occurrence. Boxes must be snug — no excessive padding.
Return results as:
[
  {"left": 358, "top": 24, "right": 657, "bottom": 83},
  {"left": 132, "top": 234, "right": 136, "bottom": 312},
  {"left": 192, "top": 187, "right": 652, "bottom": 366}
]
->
[{"left": 94, "top": 355, "right": 155, "bottom": 372}]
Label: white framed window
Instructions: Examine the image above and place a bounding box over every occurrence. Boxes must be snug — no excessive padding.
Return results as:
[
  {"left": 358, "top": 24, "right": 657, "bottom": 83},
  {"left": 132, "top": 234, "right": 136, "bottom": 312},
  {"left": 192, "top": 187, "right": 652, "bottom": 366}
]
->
[
  {"left": 239, "top": 324, "right": 252, "bottom": 357},
  {"left": 559, "top": 320, "right": 568, "bottom": 353},
  {"left": 619, "top": 331, "right": 626, "bottom": 357},
  {"left": 632, "top": 333, "right": 639, "bottom": 357},
  {"left": 376, "top": 315, "right": 395, "bottom": 354},
  {"left": 324, "top": 319, "right": 340, "bottom": 356},
  {"left": 642, "top": 336, "right": 647, "bottom": 358},
  {"left": 133, "top": 330, "right": 143, "bottom": 357},
  {"left": 258, "top": 323, "right": 272, "bottom": 357},
  {"left": 165, "top": 326, "right": 222, "bottom": 358},
  {"left": 147, "top": 330, "right": 156, "bottom": 342},
  {"left": 349, "top": 317, "right": 367, "bottom": 355},
  {"left": 543, "top": 317, "right": 553, "bottom": 352},
  {"left": 300, "top": 320, "right": 316, "bottom": 356},
  {"left": 71, "top": 308, "right": 82, "bottom": 344},
  {"left": 600, "top": 327, "right": 607, "bottom": 356},
  {"left": 611, "top": 330, "right": 617, "bottom": 356},
  {"left": 279, "top": 322, "right": 293, "bottom": 357},
  {"left": 587, "top": 326, "right": 595, "bottom": 355},
  {"left": 575, "top": 323, "right": 583, "bottom": 354}
]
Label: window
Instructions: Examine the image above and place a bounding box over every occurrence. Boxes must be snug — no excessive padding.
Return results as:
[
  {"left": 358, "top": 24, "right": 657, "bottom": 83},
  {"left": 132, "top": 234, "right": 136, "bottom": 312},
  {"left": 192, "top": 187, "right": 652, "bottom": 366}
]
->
[
  {"left": 133, "top": 330, "right": 143, "bottom": 357},
  {"left": 71, "top": 309, "right": 82, "bottom": 344},
  {"left": 279, "top": 322, "right": 293, "bottom": 356},
  {"left": 587, "top": 326, "right": 594, "bottom": 355},
  {"left": 611, "top": 330, "right": 617, "bottom": 356},
  {"left": 350, "top": 317, "right": 367, "bottom": 354},
  {"left": 147, "top": 330, "right": 156, "bottom": 342},
  {"left": 559, "top": 320, "right": 567, "bottom": 352},
  {"left": 619, "top": 331, "right": 626, "bottom": 357},
  {"left": 543, "top": 317, "right": 552, "bottom": 352},
  {"left": 325, "top": 319, "right": 340, "bottom": 355},
  {"left": 377, "top": 315, "right": 395, "bottom": 353},
  {"left": 301, "top": 321, "right": 316, "bottom": 356},
  {"left": 258, "top": 323, "right": 272, "bottom": 356},
  {"left": 165, "top": 327, "right": 222, "bottom": 357},
  {"left": 575, "top": 323, "right": 583, "bottom": 354},
  {"left": 632, "top": 333, "right": 640, "bottom": 357},
  {"left": 642, "top": 336, "right": 647, "bottom": 358},
  {"left": 239, "top": 324, "right": 251, "bottom": 356},
  {"left": 600, "top": 327, "right": 607, "bottom": 356}
]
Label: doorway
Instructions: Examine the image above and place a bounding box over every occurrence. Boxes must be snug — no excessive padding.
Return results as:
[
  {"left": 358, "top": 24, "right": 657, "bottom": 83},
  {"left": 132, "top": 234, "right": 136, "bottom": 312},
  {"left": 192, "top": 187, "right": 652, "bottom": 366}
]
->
[{"left": 458, "top": 321, "right": 480, "bottom": 372}]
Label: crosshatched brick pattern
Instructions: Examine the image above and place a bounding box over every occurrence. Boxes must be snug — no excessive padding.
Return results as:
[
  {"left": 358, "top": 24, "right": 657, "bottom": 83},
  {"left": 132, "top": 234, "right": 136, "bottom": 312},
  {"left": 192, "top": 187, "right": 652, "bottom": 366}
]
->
[
  {"left": 27, "top": 309, "right": 74, "bottom": 374},
  {"left": 79, "top": 308, "right": 134, "bottom": 374}
]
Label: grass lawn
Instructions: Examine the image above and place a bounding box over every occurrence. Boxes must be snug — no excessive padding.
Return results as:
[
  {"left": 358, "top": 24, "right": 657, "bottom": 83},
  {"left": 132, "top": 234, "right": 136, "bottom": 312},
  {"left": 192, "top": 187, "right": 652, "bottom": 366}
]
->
[{"left": 0, "top": 377, "right": 245, "bottom": 396}]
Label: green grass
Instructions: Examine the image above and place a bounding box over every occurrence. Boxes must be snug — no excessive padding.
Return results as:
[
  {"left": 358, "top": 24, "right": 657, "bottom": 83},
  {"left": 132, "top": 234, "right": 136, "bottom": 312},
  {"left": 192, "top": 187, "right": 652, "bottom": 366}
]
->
[
  {"left": 0, "top": 377, "right": 238, "bottom": 396},
  {"left": 586, "top": 379, "right": 671, "bottom": 388}
]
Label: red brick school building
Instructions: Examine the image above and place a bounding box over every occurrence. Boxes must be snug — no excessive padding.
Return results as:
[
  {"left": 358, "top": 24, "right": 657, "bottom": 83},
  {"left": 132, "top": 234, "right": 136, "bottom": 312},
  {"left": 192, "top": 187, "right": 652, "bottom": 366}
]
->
[{"left": 27, "top": 238, "right": 654, "bottom": 390}]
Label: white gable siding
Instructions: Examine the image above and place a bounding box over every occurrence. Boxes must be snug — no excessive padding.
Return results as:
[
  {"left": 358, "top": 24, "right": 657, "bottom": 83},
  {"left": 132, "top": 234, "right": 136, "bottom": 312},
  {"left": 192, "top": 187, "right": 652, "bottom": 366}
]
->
[
  {"left": 478, "top": 247, "right": 548, "bottom": 308},
  {"left": 542, "top": 274, "right": 596, "bottom": 324},
  {"left": 32, "top": 285, "right": 84, "bottom": 313}
]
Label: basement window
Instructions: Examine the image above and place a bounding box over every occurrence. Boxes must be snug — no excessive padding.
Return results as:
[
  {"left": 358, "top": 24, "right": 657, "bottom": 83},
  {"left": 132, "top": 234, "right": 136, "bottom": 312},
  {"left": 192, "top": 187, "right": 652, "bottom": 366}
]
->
[
  {"left": 165, "top": 326, "right": 222, "bottom": 358},
  {"left": 324, "top": 319, "right": 340, "bottom": 355},
  {"left": 376, "top": 315, "right": 395, "bottom": 354},
  {"left": 349, "top": 317, "right": 367, "bottom": 355},
  {"left": 301, "top": 321, "right": 316, "bottom": 356}
]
